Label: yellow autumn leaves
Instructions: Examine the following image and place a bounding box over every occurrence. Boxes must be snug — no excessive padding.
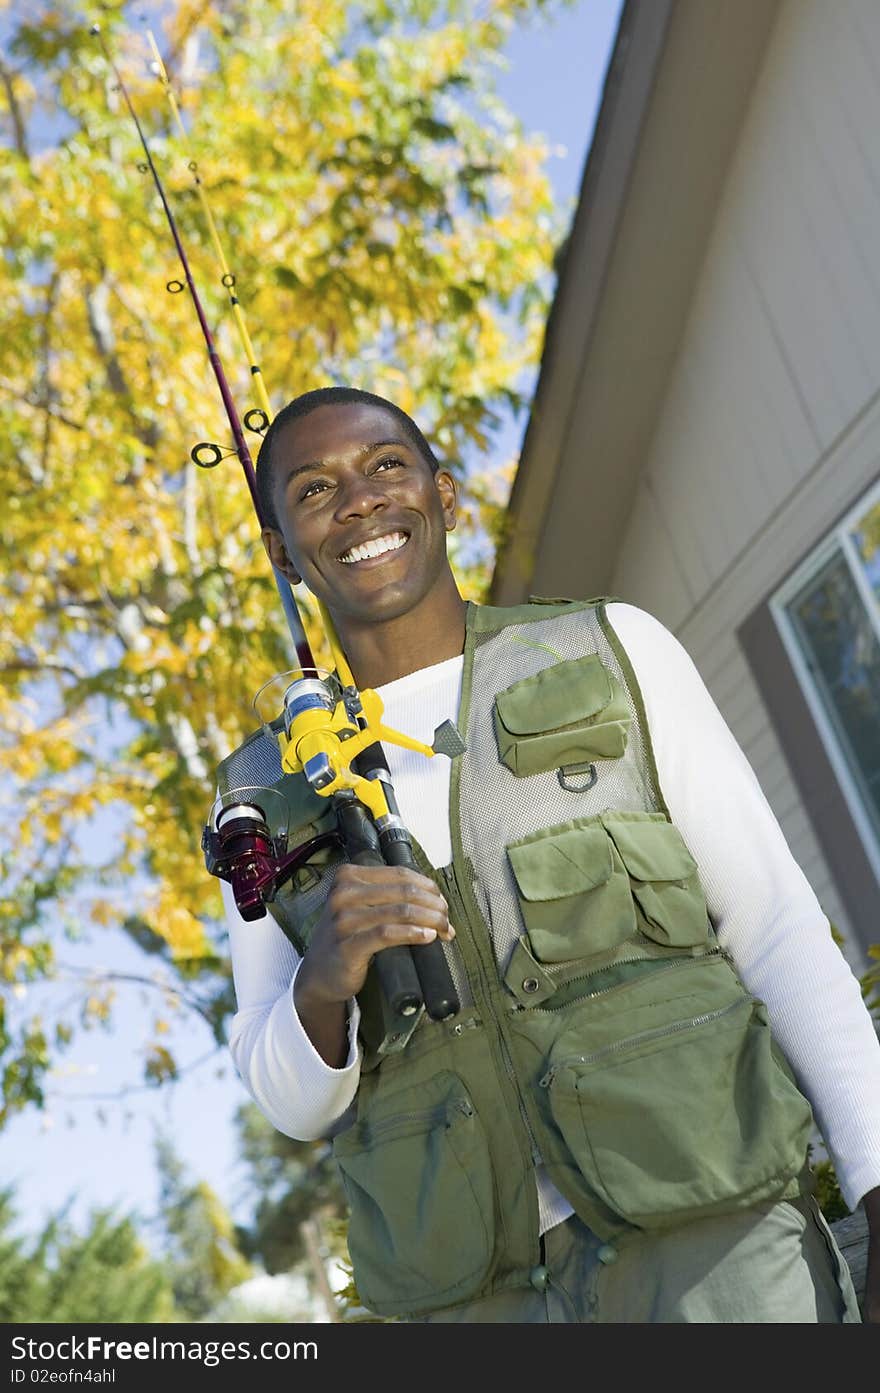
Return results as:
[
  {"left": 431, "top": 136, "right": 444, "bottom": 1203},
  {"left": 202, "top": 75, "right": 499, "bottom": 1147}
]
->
[{"left": 0, "top": 0, "right": 567, "bottom": 1113}]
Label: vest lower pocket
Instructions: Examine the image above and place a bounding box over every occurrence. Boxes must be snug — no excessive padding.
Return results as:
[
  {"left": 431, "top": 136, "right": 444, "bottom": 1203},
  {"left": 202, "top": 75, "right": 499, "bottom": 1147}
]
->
[
  {"left": 332, "top": 1071, "right": 495, "bottom": 1315},
  {"left": 542, "top": 983, "right": 813, "bottom": 1230},
  {"left": 494, "top": 654, "right": 631, "bottom": 776},
  {"left": 507, "top": 819, "right": 637, "bottom": 962}
]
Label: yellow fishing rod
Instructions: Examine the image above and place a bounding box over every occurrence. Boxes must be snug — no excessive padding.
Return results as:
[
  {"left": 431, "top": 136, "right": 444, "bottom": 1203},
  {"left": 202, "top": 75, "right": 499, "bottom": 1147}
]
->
[{"left": 99, "top": 25, "right": 461, "bottom": 1025}]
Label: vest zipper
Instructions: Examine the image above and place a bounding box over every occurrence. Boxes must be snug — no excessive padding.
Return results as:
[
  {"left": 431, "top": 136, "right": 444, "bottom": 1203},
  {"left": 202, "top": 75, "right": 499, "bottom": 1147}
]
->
[
  {"left": 524, "top": 946, "right": 725, "bottom": 1013},
  {"left": 538, "top": 995, "right": 747, "bottom": 1089},
  {"left": 357, "top": 1097, "right": 473, "bottom": 1144},
  {"left": 446, "top": 610, "right": 545, "bottom": 1258},
  {"left": 439, "top": 863, "right": 543, "bottom": 1168}
]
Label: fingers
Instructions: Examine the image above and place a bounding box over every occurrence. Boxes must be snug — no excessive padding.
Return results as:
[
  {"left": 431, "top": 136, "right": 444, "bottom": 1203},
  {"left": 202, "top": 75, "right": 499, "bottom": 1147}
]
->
[
  {"left": 358, "top": 910, "right": 451, "bottom": 945},
  {"left": 333, "top": 863, "right": 446, "bottom": 904},
  {"left": 334, "top": 901, "right": 454, "bottom": 948},
  {"left": 302, "top": 863, "right": 457, "bottom": 1006},
  {"left": 353, "top": 922, "right": 444, "bottom": 954},
  {"left": 331, "top": 864, "right": 453, "bottom": 937}
]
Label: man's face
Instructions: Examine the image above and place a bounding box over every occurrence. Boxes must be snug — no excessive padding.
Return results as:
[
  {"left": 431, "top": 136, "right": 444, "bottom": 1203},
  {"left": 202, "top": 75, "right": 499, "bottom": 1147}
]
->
[{"left": 263, "top": 403, "right": 457, "bottom": 627}]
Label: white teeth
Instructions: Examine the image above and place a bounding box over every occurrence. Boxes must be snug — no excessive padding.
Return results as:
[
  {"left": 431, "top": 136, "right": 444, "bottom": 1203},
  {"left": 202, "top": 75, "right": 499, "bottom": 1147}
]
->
[{"left": 339, "top": 532, "right": 408, "bottom": 564}]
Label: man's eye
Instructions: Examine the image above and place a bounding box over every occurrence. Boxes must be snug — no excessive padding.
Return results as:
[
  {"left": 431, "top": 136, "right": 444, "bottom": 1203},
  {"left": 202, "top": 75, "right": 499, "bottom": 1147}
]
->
[
  {"left": 299, "top": 479, "right": 330, "bottom": 500},
  {"left": 373, "top": 456, "right": 405, "bottom": 473}
]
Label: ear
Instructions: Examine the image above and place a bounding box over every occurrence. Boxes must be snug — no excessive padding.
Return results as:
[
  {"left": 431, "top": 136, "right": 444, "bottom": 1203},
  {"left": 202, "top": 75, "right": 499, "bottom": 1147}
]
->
[
  {"left": 435, "top": 469, "right": 458, "bottom": 533},
  {"left": 262, "top": 526, "right": 302, "bottom": 585}
]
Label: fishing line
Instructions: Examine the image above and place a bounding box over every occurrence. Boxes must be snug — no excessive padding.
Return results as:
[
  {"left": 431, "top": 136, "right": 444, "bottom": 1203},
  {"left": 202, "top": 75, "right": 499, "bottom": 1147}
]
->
[
  {"left": 91, "top": 21, "right": 312, "bottom": 669},
  {"left": 142, "top": 25, "right": 357, "bottom": 689}
]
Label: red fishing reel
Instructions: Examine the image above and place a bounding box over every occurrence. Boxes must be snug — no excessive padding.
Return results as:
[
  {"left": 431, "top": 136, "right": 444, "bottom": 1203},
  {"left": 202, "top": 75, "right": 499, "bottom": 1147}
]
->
[{"left": 202, "top": 786, "right": 340, "bottom": 922}]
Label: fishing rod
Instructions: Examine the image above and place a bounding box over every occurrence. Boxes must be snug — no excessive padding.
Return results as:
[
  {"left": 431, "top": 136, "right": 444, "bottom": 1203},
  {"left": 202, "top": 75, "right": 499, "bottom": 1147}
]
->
[
  {"left": 93, "top": 24, "right": 461, "bottom": 1027},
  {"left": 91, "top": 25, "right": 307, "bottom": 667}
]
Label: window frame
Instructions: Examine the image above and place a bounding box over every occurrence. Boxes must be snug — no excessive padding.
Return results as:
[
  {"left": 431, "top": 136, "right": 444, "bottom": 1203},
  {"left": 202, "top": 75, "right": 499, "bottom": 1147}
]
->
[{"left": 770, "top": 475, "right": 880, "bottom": 886}]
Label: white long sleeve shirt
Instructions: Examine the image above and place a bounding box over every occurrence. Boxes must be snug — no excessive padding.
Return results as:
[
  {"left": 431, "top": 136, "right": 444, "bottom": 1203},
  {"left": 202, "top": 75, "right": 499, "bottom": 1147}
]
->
[{"left": 224, "top": 601, "right": 880, "bottom": 1220}]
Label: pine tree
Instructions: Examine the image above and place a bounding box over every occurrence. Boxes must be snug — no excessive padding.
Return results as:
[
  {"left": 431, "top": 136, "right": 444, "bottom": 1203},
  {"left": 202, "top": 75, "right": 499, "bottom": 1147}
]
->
[
  {"left": 0, "top": 1186, "right": 176, "bottom": 1323},
  {"left": 154, "top": 1133, "right": 252, "bottom": 1319}
]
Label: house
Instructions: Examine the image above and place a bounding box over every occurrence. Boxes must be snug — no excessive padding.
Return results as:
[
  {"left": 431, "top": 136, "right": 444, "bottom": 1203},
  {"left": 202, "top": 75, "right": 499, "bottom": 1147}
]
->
[{"left": 491, "top": 0, "right": 880, "bottom": 974}]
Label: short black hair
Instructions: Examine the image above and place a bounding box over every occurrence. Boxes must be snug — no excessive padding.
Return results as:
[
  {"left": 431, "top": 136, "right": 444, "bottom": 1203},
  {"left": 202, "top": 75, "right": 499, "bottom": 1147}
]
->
[{"left": 256, "top": 386, "right": 440, "bottom": 531}]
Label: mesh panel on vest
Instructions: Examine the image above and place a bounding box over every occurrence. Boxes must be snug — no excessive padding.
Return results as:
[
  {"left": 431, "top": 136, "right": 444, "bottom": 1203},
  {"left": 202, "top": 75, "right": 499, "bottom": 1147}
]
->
[
  {"left": 458, "top": 607, "right": 661, "bottom": 975},
  {"left": 216, "top": 729, "right": 341, "bottom": 946},
  {"left": 217, "top": 729, "right": 283, "bottom": 795}
]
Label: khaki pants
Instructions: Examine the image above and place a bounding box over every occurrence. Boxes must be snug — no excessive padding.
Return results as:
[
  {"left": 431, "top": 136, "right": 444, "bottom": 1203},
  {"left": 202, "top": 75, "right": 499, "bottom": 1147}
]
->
[{"left": 416, "top": 1196, "right": 862, "bottom": 1323}]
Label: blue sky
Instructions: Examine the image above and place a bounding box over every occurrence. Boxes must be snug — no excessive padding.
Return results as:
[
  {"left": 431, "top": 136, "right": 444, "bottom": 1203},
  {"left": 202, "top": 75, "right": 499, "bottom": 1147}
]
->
[{"left": 3, "top": 0, "right": 625, "bottom": 1243}]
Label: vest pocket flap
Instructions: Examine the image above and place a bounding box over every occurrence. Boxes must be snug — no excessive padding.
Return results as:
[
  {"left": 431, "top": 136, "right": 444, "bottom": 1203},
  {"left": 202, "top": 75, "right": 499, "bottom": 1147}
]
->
[
  {"left": 508, "top": 822, "right": 613, "bottom": 902},
  {"left": 495, "top": 654, "right": 613, "bottom": 735},
  {"left": 494, "top": 657, "right": 631, "bottom": 776},
  {"left": 602, "top": 814, "right": 708, "bottom": 949},
  {"left": 276, "top": 773, "right": 334, "bottom": 839},
  {"left": 603, "top": 815, "right": 698, "bottom": 883}
]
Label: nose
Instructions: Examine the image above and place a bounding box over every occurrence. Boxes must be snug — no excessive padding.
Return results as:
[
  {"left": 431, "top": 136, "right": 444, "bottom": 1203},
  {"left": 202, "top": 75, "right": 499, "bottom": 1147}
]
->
[{"left": 332, "top": 469, "right": 389, "bottom": 522}]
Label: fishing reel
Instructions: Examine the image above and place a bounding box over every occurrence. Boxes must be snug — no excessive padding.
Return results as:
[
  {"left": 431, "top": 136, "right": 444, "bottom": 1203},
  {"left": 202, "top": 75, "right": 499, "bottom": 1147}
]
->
[
  {"left": 204, "top": 670, "right": 465, "bottom": 924},
  {"left": 253, "top": 667, "right": 465, "bottom": 825},
  {"left": 202, "top": 785, "right": 340, "bottom": 922}
]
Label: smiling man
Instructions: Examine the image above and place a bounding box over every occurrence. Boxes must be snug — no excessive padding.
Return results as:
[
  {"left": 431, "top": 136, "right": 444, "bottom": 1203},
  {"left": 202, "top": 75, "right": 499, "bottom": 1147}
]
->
[
  {"left": 216, "top": 385, "right": 880, "bottom": 1324},
  {"left": 258, "top": 389, "right": 466, "bottom": 688}
]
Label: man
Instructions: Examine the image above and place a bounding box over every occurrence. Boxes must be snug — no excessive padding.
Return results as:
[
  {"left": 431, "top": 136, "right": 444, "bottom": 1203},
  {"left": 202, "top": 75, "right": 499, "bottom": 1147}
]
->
[{"left": 217, "top": 385, "right": 880, "bottom": 1322}]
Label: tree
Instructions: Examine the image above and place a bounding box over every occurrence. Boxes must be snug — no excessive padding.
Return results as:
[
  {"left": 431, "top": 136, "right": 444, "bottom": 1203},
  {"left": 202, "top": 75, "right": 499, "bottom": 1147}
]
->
[
  {"left": 154, "top": 1133, "right": 252, "bottom": 1319},
  {"left": 0, "top": 0, "right": 567, "bottom": 1117},
  {"left": 233, "top": 1099, "right": 347, "bottom": 1276},
  {"left": 0, "top": 1186, "right": 176, "bottom": 1323}
]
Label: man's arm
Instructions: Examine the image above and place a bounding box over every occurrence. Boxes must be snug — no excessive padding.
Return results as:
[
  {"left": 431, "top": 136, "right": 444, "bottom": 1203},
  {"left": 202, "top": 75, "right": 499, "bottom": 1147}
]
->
[
  {"left": 223, "top": 876, "right": 362, "bottom": 1140},
  {"left": 223, "top": 861, "right": 454, "bottom": 1137},
  {"left": 607, "top": 602, "right": 880, "bottom": 1222}
]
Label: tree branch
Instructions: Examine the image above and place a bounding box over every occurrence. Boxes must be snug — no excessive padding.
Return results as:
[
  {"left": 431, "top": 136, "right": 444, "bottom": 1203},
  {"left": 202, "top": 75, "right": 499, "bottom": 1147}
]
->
[
  {"left": 40, "top": 1046, "right": 226, "bottom": 1104},
  {"left": 84, "top": 278, "right": 159, "bottom": 451},
  {"left": 0, "top": 57, "right": 30, "bottom": 162},
  {"left": 54, "top": 965, "right": 223, "bottom": 1029},
  {"left": 38, "top": 275, "right": 60, "bottom": 480},
  {"left": 1, "top": 658, "right": 85, "bottom": 683},
  {"left": 0, "top": 377, "right": 86, "bottom": 433}
]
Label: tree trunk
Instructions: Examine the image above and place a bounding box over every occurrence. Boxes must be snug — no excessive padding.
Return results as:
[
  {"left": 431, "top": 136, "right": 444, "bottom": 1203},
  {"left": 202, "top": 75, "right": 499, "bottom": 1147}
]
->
[{"left": 299, "top": 1216, "right": 340, "bottom": 1322}]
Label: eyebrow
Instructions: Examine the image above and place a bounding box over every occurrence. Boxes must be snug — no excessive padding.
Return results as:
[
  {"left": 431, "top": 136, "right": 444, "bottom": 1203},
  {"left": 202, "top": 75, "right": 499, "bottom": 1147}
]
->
[{"left": 282, "top": 438, "right": 411, "bottom": 487}]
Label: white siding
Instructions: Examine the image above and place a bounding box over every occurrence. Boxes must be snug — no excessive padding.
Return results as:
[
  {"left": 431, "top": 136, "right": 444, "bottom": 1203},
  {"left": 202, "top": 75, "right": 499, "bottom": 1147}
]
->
[{"left": 610, "top": 0, "right": 880, "bottom": 970}]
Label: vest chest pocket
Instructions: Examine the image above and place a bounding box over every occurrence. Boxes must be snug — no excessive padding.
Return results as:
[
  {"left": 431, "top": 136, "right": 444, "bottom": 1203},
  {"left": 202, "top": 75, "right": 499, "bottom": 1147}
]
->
[
  {"left": 507, "top": 819, "right": 637, "bottom": 962},
  {"left": 602, "top": 813, "right": 710, "bottom": 948},
  {"left": 494, "top": 654, "right": 631, "bottom": 777},
  {"left": 332, "top": 1071, "right": 495, "bottom": 1316},
  {"left": 507, "top": 812, "right": 710, "bottom": 965}
]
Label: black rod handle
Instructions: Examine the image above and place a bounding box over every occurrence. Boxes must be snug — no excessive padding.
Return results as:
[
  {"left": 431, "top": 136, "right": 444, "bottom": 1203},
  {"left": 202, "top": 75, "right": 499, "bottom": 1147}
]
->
[
  {"left": 354, "top": 744, "right": 460, "bottom": 1023},
  {"left": 378, "top": 823, "right": 460, "bottom": 1021},
  {"left": 333, "top": 794, "right": 422, "bottom": 1019}
]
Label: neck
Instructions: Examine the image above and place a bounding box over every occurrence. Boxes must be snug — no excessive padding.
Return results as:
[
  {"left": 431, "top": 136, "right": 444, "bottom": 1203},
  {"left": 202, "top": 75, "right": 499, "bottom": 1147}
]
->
[{"left": 331, "top": 579, "right": 467, "bottom": 689}]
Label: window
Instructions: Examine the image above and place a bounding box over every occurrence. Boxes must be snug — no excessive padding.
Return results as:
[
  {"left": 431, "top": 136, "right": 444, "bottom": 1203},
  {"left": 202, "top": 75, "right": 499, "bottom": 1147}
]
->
[{"left": 771, "top": 479, "right": 880, "bottom": 880}]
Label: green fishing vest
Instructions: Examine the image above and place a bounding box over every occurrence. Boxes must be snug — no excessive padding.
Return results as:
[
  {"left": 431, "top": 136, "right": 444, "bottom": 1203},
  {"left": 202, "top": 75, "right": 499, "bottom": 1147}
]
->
[{"left": 217, "top": 598, "right": 815, "bottom": 1318}]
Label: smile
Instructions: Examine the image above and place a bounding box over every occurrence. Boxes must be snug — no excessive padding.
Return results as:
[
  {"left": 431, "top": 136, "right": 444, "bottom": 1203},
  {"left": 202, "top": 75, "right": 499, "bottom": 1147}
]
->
[{"left": 338, "top": 531, "right": 410, "bottom": 564}]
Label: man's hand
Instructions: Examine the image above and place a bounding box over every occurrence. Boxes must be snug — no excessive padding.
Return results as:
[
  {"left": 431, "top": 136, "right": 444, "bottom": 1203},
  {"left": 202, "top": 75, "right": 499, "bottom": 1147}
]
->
[
  {"left": 294, "top": 864, "right": 454, "bottom": 1066},
  {"left": 862, "top": 1186, "right": 880, "bottom": 1322}
]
